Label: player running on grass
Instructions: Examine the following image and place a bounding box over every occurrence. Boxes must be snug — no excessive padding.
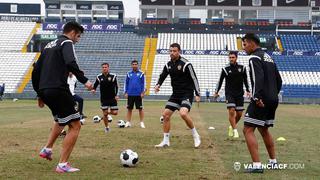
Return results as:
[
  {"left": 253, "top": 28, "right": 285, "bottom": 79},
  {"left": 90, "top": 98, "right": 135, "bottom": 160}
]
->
[
  {"left": 92, "top": 63, "right": 119, "bottom": 133},
  {"left": 154, "top": 43, "right": 201, "bottom": 148},
  {"left": 214, "top": 51, "right": 251, "bottom": 138}
]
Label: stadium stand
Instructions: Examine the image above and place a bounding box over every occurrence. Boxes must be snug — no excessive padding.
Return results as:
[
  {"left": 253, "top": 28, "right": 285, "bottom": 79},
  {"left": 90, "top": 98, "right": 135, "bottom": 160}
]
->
[
  {"left": 280, "top": 35, "right": 320, "bottom": 51},
  {"left": 75, "top": 32, "right": 145, "bottom": 52},
  {"left": 157, "top": 33, "right": 240, "bottom": 51},
  {"left": 0, "top": 53, "right": 37, "bottom": 93},
  {"left": 0, "top": 21, "right": 36, "bottom": 51}
]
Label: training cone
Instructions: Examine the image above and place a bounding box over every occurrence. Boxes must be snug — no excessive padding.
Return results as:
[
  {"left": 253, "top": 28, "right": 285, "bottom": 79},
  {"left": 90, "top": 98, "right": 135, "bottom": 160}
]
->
[
  {"left": 208, "top": 126, "right": 215, "bottom": 130},
  {"left": 276, "top": 137, "right": 286, "bottom": 141}
]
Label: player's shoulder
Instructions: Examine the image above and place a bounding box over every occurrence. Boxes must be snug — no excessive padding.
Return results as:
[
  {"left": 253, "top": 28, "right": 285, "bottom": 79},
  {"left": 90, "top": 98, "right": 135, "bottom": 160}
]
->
[
  {"left": 97, "top": 73, "right": 103, "bottom": 78},
  {"left": 59, "top": 36, "right": 73, "bottom": 46},
  {"left": 109, "top": 72, "right": 117, "bottom": 77},
  {"left": 224, "top": 64, "right": 231, "bottom": 69},
  {"left": 180, "top": 56, "right": 190, "bottom": 64}
]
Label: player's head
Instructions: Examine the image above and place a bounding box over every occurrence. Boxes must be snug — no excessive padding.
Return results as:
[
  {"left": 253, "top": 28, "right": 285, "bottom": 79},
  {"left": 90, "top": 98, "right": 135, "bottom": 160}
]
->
[
  {"left": 169, "top": 43, "right": 181, "bottom": 60},
  {"left": 229, "top": 51, "right": 238, "bottom": 64},
  {"left": 63, "top": 21, "right": 84, "bottom": 44},
  {"left": 101, "top": 63, "right": 109, "bottom": 74},
  {"left": 242, "top": 33, "right": 260, "bottom": 54},
  {"left": 131, "top": 60, "right": 139, "bottom": 71}
]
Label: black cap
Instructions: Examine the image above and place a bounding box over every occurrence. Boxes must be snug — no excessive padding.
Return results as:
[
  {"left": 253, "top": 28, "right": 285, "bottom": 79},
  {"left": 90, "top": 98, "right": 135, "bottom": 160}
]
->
[{"left": 241, "top": 33, "right": 260, "bottom": 45}]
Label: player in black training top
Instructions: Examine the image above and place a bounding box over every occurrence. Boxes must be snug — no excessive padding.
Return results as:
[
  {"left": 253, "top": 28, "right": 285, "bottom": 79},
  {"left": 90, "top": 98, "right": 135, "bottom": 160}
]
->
[
  {"left": 92, "top": 63, "right": 119, "bottom": 133},
  {"left": 242, "top": 33, "right": 282, "bottom": 173},
  {"left": 154, "top": 43, "right": 201, "bottom": 148},
  {"left": 214, "top": 51, "right": 251, "bottom": 138},
  {"left": 32, "top": 21, "right": 93, "bottom": 173}
]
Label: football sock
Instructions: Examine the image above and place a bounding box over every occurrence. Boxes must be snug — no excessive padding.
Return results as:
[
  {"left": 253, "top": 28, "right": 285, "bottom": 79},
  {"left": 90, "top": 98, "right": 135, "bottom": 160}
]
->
[
  {"left": 58, "top": 162, "right": 68, "bottom": 167},
  {"left": 253, "top": 162, "right": 262, "bottom": 169},
  {"left": 269, "top": 159, "right": 277, "bottom": 163},
  {"left": 191, "top": 128, "right": 199, "bottom": 137},
  {"left": 163, "top": 133, "right": 170, "bottom": 143}
]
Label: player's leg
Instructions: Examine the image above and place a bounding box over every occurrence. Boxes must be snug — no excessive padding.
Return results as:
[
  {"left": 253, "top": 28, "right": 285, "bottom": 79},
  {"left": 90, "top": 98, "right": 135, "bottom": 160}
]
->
[
  {"left": 243, "top": 102, "right": 265, "bottom": 173},
  {"left": 155, "top": 97, "right": 177, "bottom": 147},
  {"left": 39, "top": 89, "right": 64, "bottom": 161},
  {"left": 54, "top": 90, "right": 82, "bottom": 173},
  {"left": 155, "top": 108, "right": 174, "bottom": 147},
  {"left": 179, "top": 97, "right": 201, "bottom": 148},
  {"left": 125, "top": 96, "right": 134, "bottom": 127},
  {"left": 226, "top": 96, "right": 236, "bottom": 137},
  {"left": 258, "top": 127, "right": 275, "bottom": 160},
  {"left": 136, "top": 96, "right": 145, "bottom": 128},
  {"left": 235, "top": 96, "right": 245, "bottom": 124},
  {"left": 102, "top": 109, "right": 110, "bottom": 133}
]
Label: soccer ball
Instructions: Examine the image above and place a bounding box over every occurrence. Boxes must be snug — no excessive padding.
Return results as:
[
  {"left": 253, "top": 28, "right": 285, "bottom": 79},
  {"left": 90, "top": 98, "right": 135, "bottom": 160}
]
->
[
  {"left": 107, "top": 115, "right": 113, "bottom": 123},
  {"left": 93, "top": 115, "right": 101, "bottom": 123},
  {"left": 117, "top": 120, "right": 126, "bottom": 128},
  {"left": 160, "top": 116, "right": 164, "bottom": 124},
  {"left": 120, "top": 149, "right": 139, "bottom": 167}
]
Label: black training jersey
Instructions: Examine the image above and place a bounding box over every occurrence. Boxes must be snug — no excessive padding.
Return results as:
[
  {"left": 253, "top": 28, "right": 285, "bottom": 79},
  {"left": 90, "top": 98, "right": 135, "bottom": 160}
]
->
[
  {"left": 215, "top": 63, "right": 250, "bottom": 97},
  {"left": 248, "top": 48, "right": 282, "bottom": 102},
  {"left": 156, "top": 56, "right": 200, "bottom": 96},
  {"left": 93, "top": 73, "right": 119, "bottom": 100},
  {"left": 32, "top": 35, "right": 88, "bottom": 95}
]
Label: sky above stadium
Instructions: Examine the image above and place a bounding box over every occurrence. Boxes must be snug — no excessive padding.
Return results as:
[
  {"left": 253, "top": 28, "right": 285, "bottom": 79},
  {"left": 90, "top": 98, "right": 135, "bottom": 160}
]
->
[{"left": 0, "top": 0, "right": 140, "bottom": 18}]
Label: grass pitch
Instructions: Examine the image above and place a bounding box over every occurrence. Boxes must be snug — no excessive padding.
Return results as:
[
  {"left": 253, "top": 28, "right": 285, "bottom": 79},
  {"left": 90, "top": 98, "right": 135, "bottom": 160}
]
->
[{"left": 0, "top": 100, "right": 319, "bottom": 179}]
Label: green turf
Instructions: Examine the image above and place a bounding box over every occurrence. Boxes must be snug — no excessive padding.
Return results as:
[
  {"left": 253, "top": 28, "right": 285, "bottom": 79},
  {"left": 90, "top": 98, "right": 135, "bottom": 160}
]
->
[{"left": 0, "top": 100, "right": 319, "bottom": 179}]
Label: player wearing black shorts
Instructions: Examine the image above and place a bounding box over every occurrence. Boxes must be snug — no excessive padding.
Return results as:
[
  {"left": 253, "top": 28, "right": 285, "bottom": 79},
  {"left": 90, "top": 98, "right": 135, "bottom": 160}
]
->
[
  {"left": 92, "top": 63, "right": 119, "bottom": 133},
  {"left": 32, "top": 22, "right": 93, "bottom": 173},
  {"left": 154, "top": 43, "right": 201, "bottom": 148},
  {"left": 242, "top": 33, "right": 282, "bottom": 173},
  {"left": 214, "top": 51, "right": 250, "bottom": 138}
]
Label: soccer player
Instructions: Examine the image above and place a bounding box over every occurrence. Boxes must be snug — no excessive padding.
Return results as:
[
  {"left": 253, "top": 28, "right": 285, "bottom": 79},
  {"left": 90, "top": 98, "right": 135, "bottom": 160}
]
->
[
  {"left": 92, "top": 63, "right": 119, "bottom": 133},
  {"left": 154, "top": 43, "right": 201, "bottom": 148},
  {"left": 32, "top": 21, "right": 93, "bottom": 173},
  {"left": 124, "top": 60, "right": 146, "bottom": 128},
  {"left": 242, "top": 33, "right": 282, "bottom": 173},
  {"left": 67, "top": 72, "right": 86, "bottom": 122},
  {"left": 214, "top": 51, "right": 250, "bottom": 138}
]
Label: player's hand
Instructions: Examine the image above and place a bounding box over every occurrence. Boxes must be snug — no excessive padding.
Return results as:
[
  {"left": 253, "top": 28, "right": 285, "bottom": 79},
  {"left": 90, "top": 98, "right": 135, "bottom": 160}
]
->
[
  {"left": 140, "top": 93, "right": 145, "bottom": 98},
  {"left": 195, "top": 96, "right": 200, "bottom": 102},
  {"left": 256, "top": 99, "right": 265, "bottom": 108},
  {"left": 246, "top": 92, "right": 251, "bottom": 98},
  {"left": 154, "top": 85, "right": 160, "bottom": 93},
  {"left": 91, "top": 89, "right": 96, "bottom": 94},
  {"left": 115, "top": 96, "right": 119, "bottom": 101},
  {"left": 213, "top": 92, "right": 219, "bottom": 98},
  {"left": 85, "top": 81, "right": 93, "bottom": 91},
  {"left": 124, "top": 93, "right": 128, "bottom": 98},
  {"left": 38, "top": 98, "right": 44, "bottom": 108}
]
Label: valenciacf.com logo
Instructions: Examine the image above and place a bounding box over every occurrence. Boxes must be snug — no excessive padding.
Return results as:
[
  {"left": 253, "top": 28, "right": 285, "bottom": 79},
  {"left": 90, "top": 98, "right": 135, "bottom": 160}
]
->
[{"left": 234, "top": 162, "right": 241, "bottom": 172}]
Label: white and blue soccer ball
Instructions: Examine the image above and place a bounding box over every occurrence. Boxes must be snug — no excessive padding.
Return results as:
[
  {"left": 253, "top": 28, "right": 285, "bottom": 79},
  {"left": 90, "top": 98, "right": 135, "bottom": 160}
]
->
[
  {"left": 117, "top": 120, "right": 126, "bottom": 128},
  {"left": 120, "top": 149, "right": 139, "bottom": 167},
  {"left": 93, "top": 115, "right": 101, "bottom": 123},
  {"left": 107, "top": 115, "right": 113, "bottom": 123}
]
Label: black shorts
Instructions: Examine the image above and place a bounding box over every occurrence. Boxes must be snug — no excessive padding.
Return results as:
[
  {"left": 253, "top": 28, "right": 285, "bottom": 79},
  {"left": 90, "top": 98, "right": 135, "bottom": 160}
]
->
[
  {"left": 226, "top": 95, "right": 244, "bottom": 111},
  {"left": 101, "top": 98, "right": 118, "bottom": 110},
  {"left": 165, "top": 95, "right": 194, "bottom": 112},
  {"left": 127, "top": 96, "right": 143, "bottom": 109},
  {"left": 244, "top": 101, "right": 278, "bottom": 127},
  {"left": 39, "top": 89, "right": 80, "bottom": 126}
]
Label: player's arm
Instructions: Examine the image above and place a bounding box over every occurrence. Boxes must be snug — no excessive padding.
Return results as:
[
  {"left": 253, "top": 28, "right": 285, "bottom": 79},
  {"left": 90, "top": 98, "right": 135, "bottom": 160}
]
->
[
  {"left": 214, "top": 68, "right": 226, "bottom": 97},
  {"left": 243, "top": 66, "right": 250, "bottom": 93},
  {"left": 140, "top": 73, "right": 146, "bottom": 97},
  {"left": 155, "top": 64, "right": 169, "bottom": 92},
  {"left": 185, "top": 63, "right": 200, "bottom": 97},
  {"left": 31, "top": 52, "right": 44, "bottom": 96},
  {"left": 275, "top": 65, "right": 282, "bottom": 94},
  {"left": 249, "top": 58, "right": 264, "bottom": 103},
  {"left": 124, "top": 72, "right": 129, "bottom": 97},
  {"left": 114, "top": 75, "right": 119, "bottom": 100},
  {"left": 92, "top": 76, "right": 100, "bottom": 93},
  {"left": 62, "top": 41, "right": 90, "bottom": 88}
]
